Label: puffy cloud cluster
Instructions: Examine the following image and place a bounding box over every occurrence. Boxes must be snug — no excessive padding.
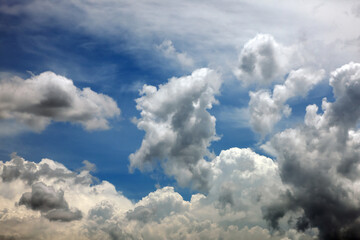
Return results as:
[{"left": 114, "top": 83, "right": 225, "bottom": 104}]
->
[
  {"left": 249, "top": 68, "right": 324, "bottom": 136},
  {"left": 235, "top": 34, "right": 303, "bottom": 86},
  {"left": 262, "top": 62, "right": 360, "bottom": 239},
  {"left": 0, "top": 71, "right": 120, "bottom": 132},
  {"left": 0, "top": 150, "right": 316, "bottom": 239},
  {"left": 130, "top": 68, "right": 222, "bottom": 190}
]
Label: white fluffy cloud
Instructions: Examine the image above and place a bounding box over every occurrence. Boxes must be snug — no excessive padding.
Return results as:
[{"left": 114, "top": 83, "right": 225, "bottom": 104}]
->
[
  {"left": 249, "top": 68, "right": 324, "bottom": 136},
  {"left": 234, "top": 34, "right": 303, "bottom": 86},
  {"left": 130, "top": 68, "right": 221, "bottom": 190},
  {"left": 0, "top": 71, "right": 120, "bottom": 132},
  {"left": 262, "top": 62, "right": 360, "bottom": 239},
  {"left": 0, "top": 150, "right": 317, "bottom": 240}
]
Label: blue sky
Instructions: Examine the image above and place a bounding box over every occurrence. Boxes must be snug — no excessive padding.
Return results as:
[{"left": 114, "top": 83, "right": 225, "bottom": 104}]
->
[{"left": 1, "top": 1, "right": 360, "bottom": 239}]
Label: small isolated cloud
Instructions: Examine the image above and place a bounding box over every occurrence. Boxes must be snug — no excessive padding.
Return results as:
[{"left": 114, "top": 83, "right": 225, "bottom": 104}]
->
[
  {"left": 0, "top": 71, "right": 120, "bottom": 132},
  {"left": 262, "top": 62, "right": 360, "bottom": 239},
  {"left": 157, "top": 40, "right": 195, "bottom": 68},
  {"left": 249, "top": 68, "right": 324, "bottom": 136},
  {"left": 129, "top": 68, "right": 222, "bottom": 191},
  {"left": 234, "top": 34, "right": 303, "bottom": 86}
]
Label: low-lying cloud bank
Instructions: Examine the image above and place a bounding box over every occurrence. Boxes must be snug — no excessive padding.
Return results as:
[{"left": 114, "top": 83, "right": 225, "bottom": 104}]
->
[{"left": 0, "top": 150, "right": 316, "bottom": 240}]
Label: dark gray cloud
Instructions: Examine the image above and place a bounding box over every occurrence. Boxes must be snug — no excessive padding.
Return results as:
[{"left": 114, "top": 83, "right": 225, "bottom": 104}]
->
[
  {"left": 44, "top": 209, "right": 82, "bottom": 222},
  {"left": 0, "top": 71, "right": 120, "bottom": 132},
  {"left": 263, "top": 62, "right": 360, "bottom": 240},
  {"left": 0, "top": 236, "right": 16, "bottom": 240},
  {"left": 19, "top": 182, "right": 69, "bottom": 212},
  {"left": 19, "top": 182, "right": 82, "bottom": 222}
]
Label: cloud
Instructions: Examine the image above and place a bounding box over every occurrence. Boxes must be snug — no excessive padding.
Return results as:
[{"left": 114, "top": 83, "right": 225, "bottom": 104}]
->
[
  {"left": 0, "top": 151, "right": 317, "bottom": 239},
  {"left": 157, "top": 40, "right": 194, "bottom": 68},
  {"left": 126, "top": 187, "right": 190, "bottom": 223},
  {"left": 262, "top": 62, "right": 360, "bottom": 239},
  {"left": 3, "top": 0, "right": 360, "bottom": 77},
  {"left": 234, "top": 34, "right": 303, "bottom": 86},
  {"left": 249, "top": 68, "right": 324, "bottom": 136},
  {"left": 0, "top": 154, "right": 133, "bottom": 239},
  {"left": 19, "top": 182, "right": 82, "bottom": 222},
  {"left": 129, "top": 68, "right": 222, "bottom": 191},
  {"left": 0, "top": 71, "right": 120, "bottom": 132}
]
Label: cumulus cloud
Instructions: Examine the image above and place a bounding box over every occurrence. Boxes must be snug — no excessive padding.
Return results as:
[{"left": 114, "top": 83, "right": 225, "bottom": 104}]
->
[
  {"left": 19, "top": 182, "right": 82, "bottom": 222},
  {"left": 157, "top": 40, "right": 194, "bottom": 68},
  {"left": 0, "top": 154, "right": 133, "bottom": 239},
  {"left": 0, "top": 151, "right": 317, "bottom": 239},
  {"left": 235, "top": 34, "right": 303, "bottom": 86},
  {"left": 262, "top": 62, "right": 360, "bottom": 239},
  {"left": 0, "top": 71, "right": 120, "bottom": 132},
  {"left": 249, "top": 68, "right": 324, "bottom": 136},
  {"left": 129, "top": 68, "right": 222, "bottom": 190}
]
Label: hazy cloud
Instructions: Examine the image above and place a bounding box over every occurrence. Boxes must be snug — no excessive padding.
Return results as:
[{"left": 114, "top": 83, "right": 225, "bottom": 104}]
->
[{"left": 157, "top": 40, "right": 194, "bottom": 68}]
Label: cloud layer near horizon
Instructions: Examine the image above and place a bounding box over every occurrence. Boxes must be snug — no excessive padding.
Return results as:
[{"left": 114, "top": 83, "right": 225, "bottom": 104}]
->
[{"left": 0, "top": 150, "right": 317, "bottom": 240}]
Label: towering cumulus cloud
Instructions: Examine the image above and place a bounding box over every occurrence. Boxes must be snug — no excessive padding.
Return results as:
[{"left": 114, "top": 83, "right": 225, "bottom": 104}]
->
[
  {"left": 0, "top": 72, "right": 120, "bottom": 132},
  {"left": 263, "top": 62, "right": 360, "bottom": 240},
  {"left": 129, "top": 68, "right": 222, "bottom": 190}
]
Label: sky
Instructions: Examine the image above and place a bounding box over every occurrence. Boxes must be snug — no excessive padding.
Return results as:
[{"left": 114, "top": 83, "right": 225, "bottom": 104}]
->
[{"left": 1, "top": 0, "right": 360, "bottom": 239}]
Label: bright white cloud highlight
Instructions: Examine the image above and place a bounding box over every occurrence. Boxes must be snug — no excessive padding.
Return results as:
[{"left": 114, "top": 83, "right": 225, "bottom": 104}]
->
[
  {"left": 0, "top": 71, "right": 120, "bottom": 132},
  {"left": 249, "top": 68, "right": 324, "bottom": 136}
]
